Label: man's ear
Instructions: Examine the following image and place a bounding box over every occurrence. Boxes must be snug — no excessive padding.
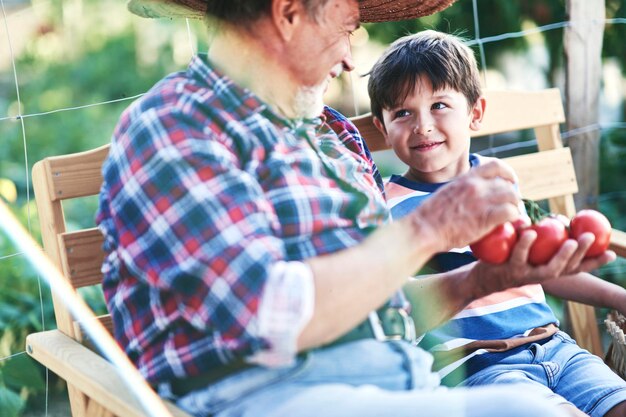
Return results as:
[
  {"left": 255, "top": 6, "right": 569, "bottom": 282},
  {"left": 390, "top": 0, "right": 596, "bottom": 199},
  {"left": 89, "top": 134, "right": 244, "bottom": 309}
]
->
[
  {"left": 271, "top": 0, "right": 303, "bottom": 41},
  {"left": 373, "top": 116, "right": 391, "bottom": 146},
  {"left": 469, "top": 96, "right": 486, "bottom": 132}
]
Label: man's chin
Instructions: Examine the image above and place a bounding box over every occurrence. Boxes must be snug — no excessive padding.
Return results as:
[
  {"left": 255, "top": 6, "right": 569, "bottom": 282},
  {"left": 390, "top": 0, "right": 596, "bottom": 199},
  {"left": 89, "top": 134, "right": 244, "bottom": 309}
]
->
[
  {"left": 300, "top": 103, "right": 325, "bottom": 119},
  {"left": 293, "top": 85, "right": 326, "bottom": 119}
]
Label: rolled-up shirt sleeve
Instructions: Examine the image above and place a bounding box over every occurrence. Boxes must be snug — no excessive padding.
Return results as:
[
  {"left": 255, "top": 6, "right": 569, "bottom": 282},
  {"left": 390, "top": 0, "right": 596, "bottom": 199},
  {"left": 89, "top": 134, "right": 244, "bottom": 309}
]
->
[{"left": 248, "top": 260, "right": 315, "bottom": 367}]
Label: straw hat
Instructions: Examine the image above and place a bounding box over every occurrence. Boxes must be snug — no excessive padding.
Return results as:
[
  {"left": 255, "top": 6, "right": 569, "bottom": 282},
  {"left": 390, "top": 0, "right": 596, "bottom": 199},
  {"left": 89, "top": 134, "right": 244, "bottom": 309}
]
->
[{"left": 127, "top": 0, "right": 457, "bottom": 22}]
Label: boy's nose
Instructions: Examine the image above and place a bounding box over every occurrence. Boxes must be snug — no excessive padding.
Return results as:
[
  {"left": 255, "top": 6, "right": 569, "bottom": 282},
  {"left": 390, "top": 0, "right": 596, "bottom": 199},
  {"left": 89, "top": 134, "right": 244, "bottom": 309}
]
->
[{"left": 413, "top": 121, "right": 434, "bottom": 135}]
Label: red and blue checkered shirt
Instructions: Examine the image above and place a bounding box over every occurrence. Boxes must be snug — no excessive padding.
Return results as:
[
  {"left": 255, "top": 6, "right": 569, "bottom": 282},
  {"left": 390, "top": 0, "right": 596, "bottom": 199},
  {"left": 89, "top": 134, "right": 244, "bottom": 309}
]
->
[{"left": 97, "top": 54, "right": 388, "bottom": 385}]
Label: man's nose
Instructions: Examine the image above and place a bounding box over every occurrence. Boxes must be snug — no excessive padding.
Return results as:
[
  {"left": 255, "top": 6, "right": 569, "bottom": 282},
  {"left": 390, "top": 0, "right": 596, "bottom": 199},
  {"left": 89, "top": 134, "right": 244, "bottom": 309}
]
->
[{"left": 342, "top": 44, "right": 355, "bottom": 72}]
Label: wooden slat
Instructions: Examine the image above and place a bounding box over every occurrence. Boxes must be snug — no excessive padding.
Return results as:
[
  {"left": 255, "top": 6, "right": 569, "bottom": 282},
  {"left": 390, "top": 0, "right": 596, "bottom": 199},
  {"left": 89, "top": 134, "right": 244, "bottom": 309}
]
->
[
  {"left": 85, "top": 399, "right": 115, "bottom": 417},
  {"left": 68, "top": 387, "right": 88, "bottom": 417},
  {"left": 567, "top": 302, "right": 603, "bottom": 357},
  {"left": 26, "top": 330, "right": 192, "bottom": 417},
  {"left": 74, "top": 315, "right": 114, "bottom": 346},
  {"left": 33, "top": 161, "right": 76, "bottom": 338},
  {"left": 503, "top": 148, "right": 578, "bottom": 202},
  {"left": 58, "top": 228, "right": 106, "bottom": 288},
  {"left": 535, "top": 123, "right": 564, "bottom": 151},
  {"left": 476, "top": 89, "right": 564, "bottom": 137},
  {"left": 351, "top": 112, "right": 386, "bottom": 151},
  {"left": 350, "top": 89, "right": 565, "bottom": 153},
  {"left": 45, "top": 145, "right": 110, "bottom": 202},
  {"left": 610, "top": 229, "right": 626, "bottom": 258}
]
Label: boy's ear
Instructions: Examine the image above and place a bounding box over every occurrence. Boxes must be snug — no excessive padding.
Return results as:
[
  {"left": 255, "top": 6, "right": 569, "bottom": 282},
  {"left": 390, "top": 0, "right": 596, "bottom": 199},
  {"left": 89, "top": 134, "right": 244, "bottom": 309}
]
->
[
  {"left": 469, "top": 96, "right": 486, "bottom": 132},
  {"left": 372, "top": 116, "right": 391, "bottom": 146}
]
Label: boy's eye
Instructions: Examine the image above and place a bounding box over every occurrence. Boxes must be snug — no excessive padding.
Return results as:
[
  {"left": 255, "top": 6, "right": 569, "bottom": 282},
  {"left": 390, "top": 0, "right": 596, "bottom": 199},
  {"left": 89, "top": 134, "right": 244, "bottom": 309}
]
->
[
  {"left": 394, "top": 109, "right": 410, "bottom": 118},
  {"left": 432, "top": 102, "right": 447, "bottom": 110}
]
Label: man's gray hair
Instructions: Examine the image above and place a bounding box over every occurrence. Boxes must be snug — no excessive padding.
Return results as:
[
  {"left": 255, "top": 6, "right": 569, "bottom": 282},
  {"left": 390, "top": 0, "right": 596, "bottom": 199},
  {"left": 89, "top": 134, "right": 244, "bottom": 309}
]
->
[{"left": 206, "top": 0, "right": 332, "bottom": 24}]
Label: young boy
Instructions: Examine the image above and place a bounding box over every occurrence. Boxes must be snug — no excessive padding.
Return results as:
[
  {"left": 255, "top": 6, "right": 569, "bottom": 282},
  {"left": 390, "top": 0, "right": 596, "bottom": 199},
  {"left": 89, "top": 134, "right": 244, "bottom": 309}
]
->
[{"left": 368, "top": 30, "right": 626, "bottom": 417}]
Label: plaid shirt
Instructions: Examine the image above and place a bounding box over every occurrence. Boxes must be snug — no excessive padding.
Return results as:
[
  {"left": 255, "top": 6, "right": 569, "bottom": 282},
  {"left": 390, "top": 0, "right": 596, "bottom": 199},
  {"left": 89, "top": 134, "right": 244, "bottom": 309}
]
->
[{"left": 97, "top": 54, "right": 388, "bottom": 385}]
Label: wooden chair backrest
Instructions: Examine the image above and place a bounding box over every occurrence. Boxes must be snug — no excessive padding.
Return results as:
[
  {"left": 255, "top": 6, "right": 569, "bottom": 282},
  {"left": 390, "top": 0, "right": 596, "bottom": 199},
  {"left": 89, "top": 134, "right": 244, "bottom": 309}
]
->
[
  {"left": 33, "top": 145, "right": 123, "bottom": 417},
  {"left": 33, "top": 145, "right": 111, "bottom": 343},
  {"left": 352, "top": 88, "right": 602, "bottom": 357}
]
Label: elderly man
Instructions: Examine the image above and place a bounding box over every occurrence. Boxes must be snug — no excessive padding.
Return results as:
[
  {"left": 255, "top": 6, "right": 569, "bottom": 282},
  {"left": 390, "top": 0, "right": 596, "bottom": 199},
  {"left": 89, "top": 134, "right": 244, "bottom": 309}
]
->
[{"left": 97, "top": 1, "right": 612, "bottom": 416}]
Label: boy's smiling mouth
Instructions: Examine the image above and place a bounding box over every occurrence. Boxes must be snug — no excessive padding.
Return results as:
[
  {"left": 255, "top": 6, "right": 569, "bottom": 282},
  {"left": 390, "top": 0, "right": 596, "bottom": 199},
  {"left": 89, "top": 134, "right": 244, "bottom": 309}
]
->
[{"left": 411, "top": 141, "right": 444, "bottom": 151}]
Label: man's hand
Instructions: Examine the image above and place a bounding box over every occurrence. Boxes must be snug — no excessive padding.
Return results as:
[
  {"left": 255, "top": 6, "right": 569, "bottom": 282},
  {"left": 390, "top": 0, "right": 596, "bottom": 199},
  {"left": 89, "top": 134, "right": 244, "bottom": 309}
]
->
[{"left": 409, "top": 159, "right": 520, "bottom": 253}]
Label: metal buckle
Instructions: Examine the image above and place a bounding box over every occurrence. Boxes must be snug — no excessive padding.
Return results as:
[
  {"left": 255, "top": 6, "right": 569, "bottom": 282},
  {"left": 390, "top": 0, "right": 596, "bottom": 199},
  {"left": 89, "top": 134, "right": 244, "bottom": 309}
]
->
[{"left": 367, "top": 308, "right": 416, "bottom": 343}]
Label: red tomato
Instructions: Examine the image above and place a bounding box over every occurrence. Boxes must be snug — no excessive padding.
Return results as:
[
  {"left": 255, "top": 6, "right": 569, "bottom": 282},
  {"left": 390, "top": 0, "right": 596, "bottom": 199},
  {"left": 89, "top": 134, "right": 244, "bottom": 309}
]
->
[
  {"left": 569, "top": 209, "right": 612, "bottom": 258},
  {"left": 470, "top": 222, "right": 517, "bottom": 264},
  {"left": 527, "top": 217, "right": 569, "bottom": 265}
]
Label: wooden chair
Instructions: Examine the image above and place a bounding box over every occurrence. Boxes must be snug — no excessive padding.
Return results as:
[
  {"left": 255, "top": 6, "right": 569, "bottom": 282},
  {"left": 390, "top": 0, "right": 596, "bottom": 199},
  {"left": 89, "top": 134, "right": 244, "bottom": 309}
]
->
[
  {"left": 26, "top": 88, "right": 626, "bottom": 417},
  {"left": 29, "top": 145, "right": 192, "bottom": 417},
  {"left": 352, "top": 88, "right": 626, "bottom": 358}
]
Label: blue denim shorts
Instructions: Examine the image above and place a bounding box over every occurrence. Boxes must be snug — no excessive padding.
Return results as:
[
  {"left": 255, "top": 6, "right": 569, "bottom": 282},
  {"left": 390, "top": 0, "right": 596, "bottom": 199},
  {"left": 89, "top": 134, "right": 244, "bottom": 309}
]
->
[
  {"left": 166, "top": 339, "right": 570, "bottom": 417},
  {"left": 463, "top": 331, "right": 626, "bottom": 417}
]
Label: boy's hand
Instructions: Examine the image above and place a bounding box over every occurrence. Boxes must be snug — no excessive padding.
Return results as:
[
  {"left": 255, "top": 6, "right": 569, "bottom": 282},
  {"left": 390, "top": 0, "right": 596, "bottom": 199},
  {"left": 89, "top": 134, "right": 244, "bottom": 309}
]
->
[
  {"left": 411, "top": 159, "right": 520, "bottom": 253},
  {"left": 472, "top": 229, "right": 616, "bottom": 294}
]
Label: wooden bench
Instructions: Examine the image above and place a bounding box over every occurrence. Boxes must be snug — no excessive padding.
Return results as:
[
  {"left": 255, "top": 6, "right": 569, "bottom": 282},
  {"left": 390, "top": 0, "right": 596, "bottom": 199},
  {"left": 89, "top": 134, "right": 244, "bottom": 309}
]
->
[{"left": 26, "top": 88, "right": 626, "bottom": 417}]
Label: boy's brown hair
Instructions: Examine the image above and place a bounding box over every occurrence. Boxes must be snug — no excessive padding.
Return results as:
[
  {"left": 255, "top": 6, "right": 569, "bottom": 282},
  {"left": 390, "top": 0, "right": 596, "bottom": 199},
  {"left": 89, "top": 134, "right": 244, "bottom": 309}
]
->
[{"left": 368, "top": 30, "right": 482, "bottom": 124}]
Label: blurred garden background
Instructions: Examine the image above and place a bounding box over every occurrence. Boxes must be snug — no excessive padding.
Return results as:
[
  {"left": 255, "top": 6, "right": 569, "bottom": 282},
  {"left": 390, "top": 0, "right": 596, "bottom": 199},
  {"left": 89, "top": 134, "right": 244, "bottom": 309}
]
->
[{"left": 0, "top": 0, "right": 625, "bottom": 415}]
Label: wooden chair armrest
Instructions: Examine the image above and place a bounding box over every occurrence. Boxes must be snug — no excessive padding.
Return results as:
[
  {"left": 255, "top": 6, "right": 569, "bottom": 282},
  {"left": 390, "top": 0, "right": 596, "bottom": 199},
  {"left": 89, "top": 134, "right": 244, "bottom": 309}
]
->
[
  {"left": 26, "top": 330, "right": 192, "bottom": 417},
  {"left": 610, "top": 228, "right": 626, "bottom": 258}
]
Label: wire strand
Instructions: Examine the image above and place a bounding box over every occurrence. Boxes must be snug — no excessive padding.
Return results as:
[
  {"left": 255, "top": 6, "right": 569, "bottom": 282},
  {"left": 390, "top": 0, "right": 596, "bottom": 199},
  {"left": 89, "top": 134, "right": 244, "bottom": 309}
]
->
[
  {"left": 0, "top": 351, "right": 27, "bottom": 362},
  {"left": 0, "top": 93, "right": 145, "bottom": 122},
  {"left": 1, "top": 0, "right": 49, "bottom": 414},
  {"left": 0, "top": 252, "right": 24, "bottom": 261}
]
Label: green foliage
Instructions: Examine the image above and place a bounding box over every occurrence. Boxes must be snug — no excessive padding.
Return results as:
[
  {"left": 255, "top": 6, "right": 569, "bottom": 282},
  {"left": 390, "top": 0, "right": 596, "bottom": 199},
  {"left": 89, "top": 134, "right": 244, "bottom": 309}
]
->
[
  {"left": 605, "top": 0, "right": 626, "bottom": 76},
  {"left": 2, "top": 355, "right": 46, "bottom": 393},
  {"left": 0, "top": 384, "right": 24, "bottom": 417},
  {"left": 0, "top": 243, "right": 51, "bottom": 413},
  {"left": 597, "top": 128, "right": 626, "bottom": 286},
  {"left": 0, "top": 3, "right": 183, "bottom": 412},
  {"left": 365, "top": 1, "right": 542, "bottom": 67},
  {"left": 1, "top": 27, "right": 182, "bottom": 203},
  {"left": 600, "top": 128, "right": 626, "bottom": 224},
  {"left": 0, "top": 198, "right": 109, "bottom": 413},
  {"left": 366, "top": 0, "right": 626, "bottom": 86}
]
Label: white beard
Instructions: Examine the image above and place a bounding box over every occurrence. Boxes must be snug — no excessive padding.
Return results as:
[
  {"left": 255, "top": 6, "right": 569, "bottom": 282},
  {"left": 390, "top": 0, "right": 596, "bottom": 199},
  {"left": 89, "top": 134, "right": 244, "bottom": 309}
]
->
[
  {"left": 292, "top": 64, "right": 344, "bottom": 119},
  {"left": 293, "top": 82, "right": 327, "bottom": 119}
]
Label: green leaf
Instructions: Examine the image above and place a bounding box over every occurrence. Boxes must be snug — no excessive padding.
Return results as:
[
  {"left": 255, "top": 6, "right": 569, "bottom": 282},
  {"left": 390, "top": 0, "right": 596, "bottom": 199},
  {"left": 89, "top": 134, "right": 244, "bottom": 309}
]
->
[
  {"left": 3, "top": 354, "right": 46, "bottom": 391},
  {"left": 0, "top": 385, "right": 25, "bottom": 417}
]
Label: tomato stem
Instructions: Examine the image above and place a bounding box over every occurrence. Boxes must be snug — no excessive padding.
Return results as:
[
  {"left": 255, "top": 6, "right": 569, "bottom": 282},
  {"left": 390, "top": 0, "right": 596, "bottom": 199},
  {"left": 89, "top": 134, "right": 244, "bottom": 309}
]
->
[{"left": 523, "top": 199, "right": 550, "bottom": 224}]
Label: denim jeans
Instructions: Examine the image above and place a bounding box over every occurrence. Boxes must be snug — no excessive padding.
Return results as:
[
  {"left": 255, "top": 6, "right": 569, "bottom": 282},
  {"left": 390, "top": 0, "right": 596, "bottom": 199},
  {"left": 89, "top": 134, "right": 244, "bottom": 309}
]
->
[
  {"left": 464, "top": 331, "right": 626, "bottom": 417},
  {"left": 166, "top": 339, "right": 569, "bottom": 417}
]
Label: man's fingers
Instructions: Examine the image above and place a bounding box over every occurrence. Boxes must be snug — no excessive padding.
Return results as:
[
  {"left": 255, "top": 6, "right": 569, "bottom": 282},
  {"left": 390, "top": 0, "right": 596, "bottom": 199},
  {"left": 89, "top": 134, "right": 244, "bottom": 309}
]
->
[
  {"left": 472, "top": 159, "right": 519, "bottom": 184},
  {"left": 483, "top": 204, "right": 521, "bottom": 232},
  {"left": 485, "top": 178, "right": 521, "bottom": 206},
  {"left": 477, "top": 177, "right": 521, "bottom": 227}
]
